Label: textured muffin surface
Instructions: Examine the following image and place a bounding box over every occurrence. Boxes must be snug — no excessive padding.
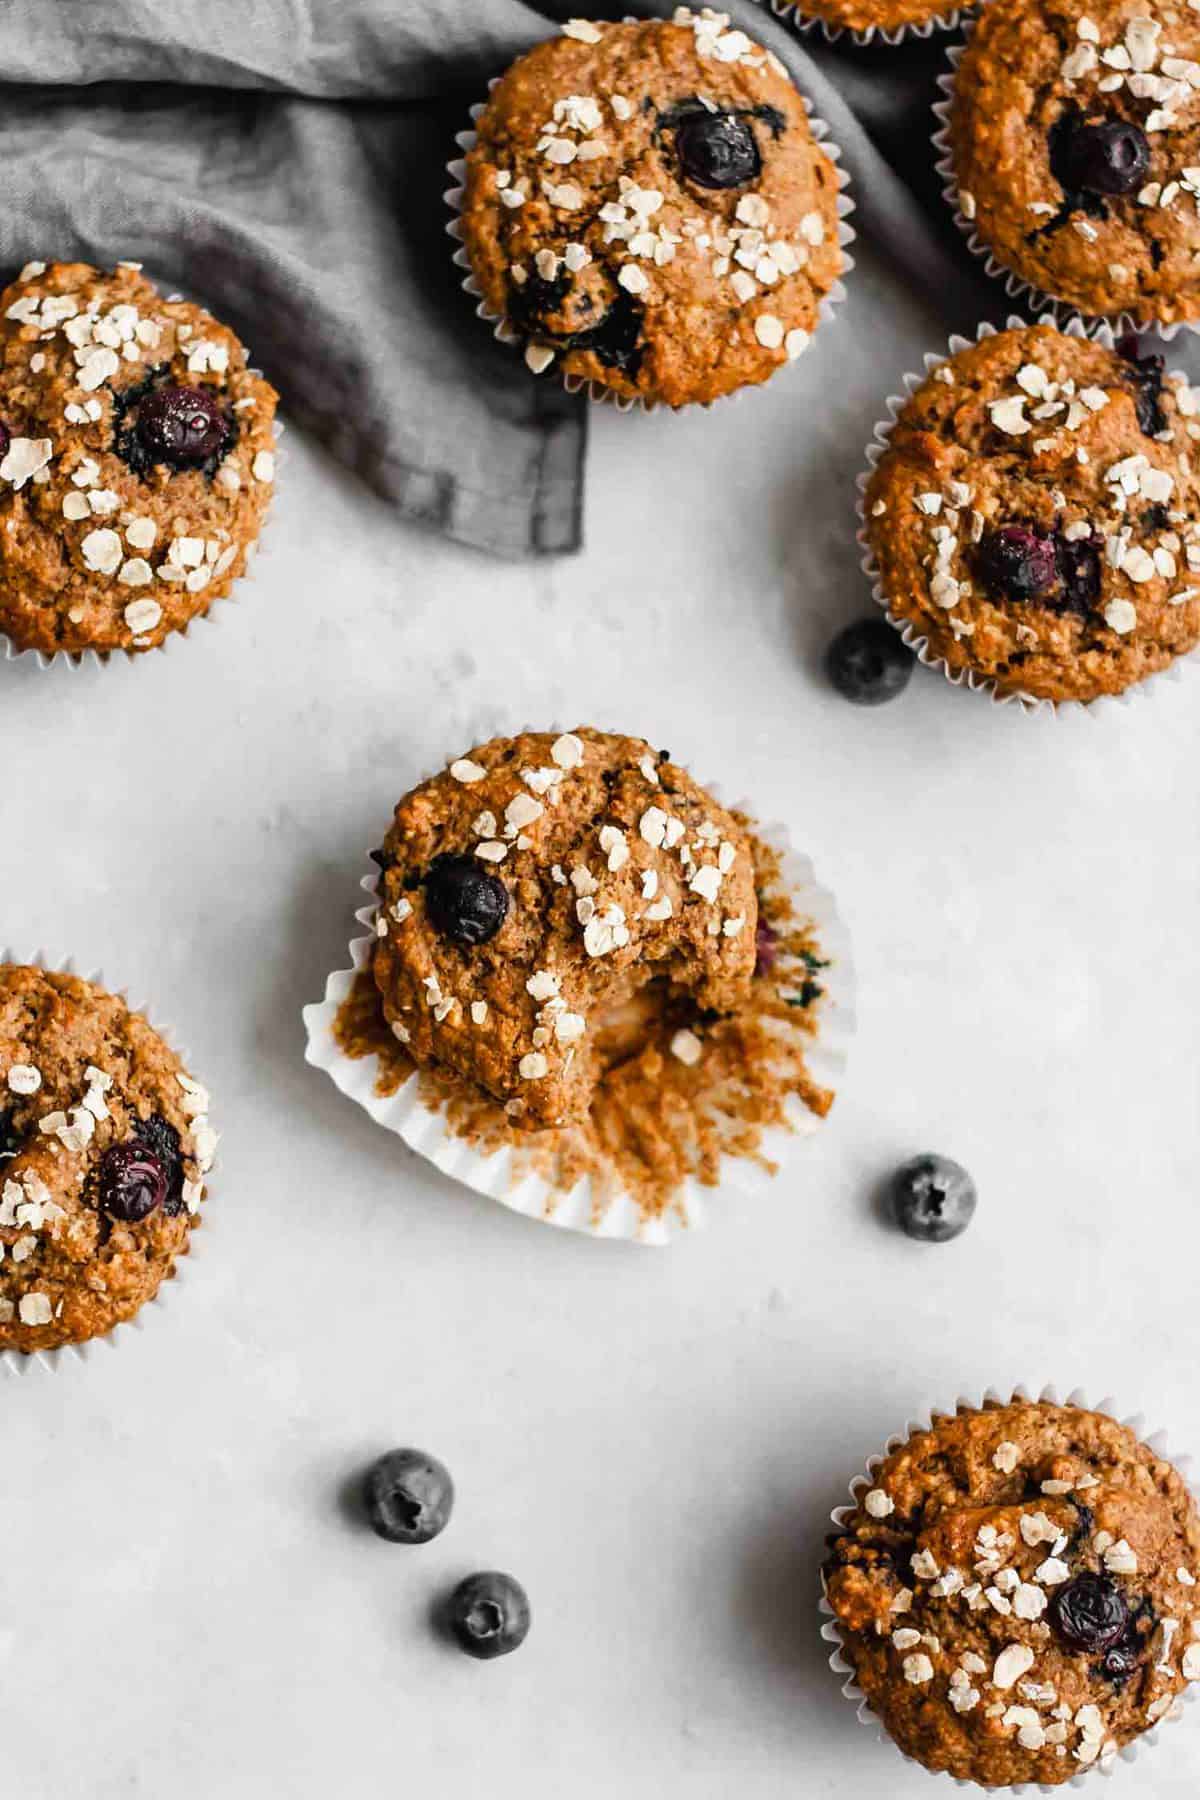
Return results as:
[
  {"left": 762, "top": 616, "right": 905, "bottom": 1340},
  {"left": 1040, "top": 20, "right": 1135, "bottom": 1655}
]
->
[
  {"left": 865, "top": 324, "right": 1200, "bottom": 701},
  {"left": 796, "top": 0, "right": 956, "bottom": 35},
  {"left": 372, "top": 728, "right": 758, "bottom": 1129},
  {"left": 460, "top": 11, "right": 843, "bottom": 406},
  {"left": 0, "top": 260, "right": 277, "bottom": 655},
  {"left": 0, "top": 966, "right": 216, "bottom": 1352},
  {"left": 825, "top": 1400, "right": 1200, "bottom": 1786},
  {"left": 949, "top": 0, "right": 1200, "bottom": 323}
]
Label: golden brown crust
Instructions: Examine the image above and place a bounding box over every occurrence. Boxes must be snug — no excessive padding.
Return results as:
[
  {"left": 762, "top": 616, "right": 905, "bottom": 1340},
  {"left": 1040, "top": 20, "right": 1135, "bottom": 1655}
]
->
[
  {"left": 825, "top": 1400, "right": 1200, "bottom": 1785},
  {"left": 949, "top": 0, "right": 1200, "bottom": 323},
  {"left": 459, "top": 14, "right": 842, "bottom": 407},
  {"left": 0, "top": 966, "right": 216, "bottom": 1352},
  {"left": 0, "top": 260, "right": 277, "bottom": 655},
  {"left": 864, "top": 324, "right": 1200, "bottom": 701},
  {"left": 373, "top": 728, "right": 758, "bottom": 1129},
  {"left": 794, "top": 0, "right": 956, "bottom": 34}
]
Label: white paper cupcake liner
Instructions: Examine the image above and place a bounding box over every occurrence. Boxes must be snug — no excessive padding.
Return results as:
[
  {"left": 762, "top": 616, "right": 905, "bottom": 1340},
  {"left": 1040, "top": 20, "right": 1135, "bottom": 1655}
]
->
[
  {"left": 762, "top": 0, "right": 964, "bottom": 50},
  {"left": 820, "top": 1383, "right": 1198, "bottom": 1791},
  {"left": 303, "top": 772, "right": 854, "bottom": 1246},
  {"left": 933, "top": 28, "right": 1198, "bottom": 343},
  {"left": 444, "top": 38, "right": 856, "bottom": 414},
  {"left": 858, "top": 311, "right": 1200, "bottom": 713},
  {"left": 0, "top": 949, "right": 214, "bottom": 1376},
  {"left": 0, "top": 320, "right": 283, "bottom": 671}
]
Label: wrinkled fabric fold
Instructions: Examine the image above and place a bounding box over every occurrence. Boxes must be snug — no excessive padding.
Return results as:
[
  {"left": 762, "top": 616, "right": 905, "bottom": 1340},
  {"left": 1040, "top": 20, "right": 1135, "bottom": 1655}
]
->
[{"left": 0, "top": 1, "right": 991, "bottom": 557}]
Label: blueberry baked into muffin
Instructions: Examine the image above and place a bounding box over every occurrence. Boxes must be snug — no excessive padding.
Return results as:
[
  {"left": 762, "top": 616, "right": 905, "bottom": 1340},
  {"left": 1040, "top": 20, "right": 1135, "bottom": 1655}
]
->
[
  {"left": 0, "top": 259, "right": 277, "bottom": 656},
  {"left": 0, "top": 965, "right": 216, "bottom": 1353},
  {"left": 825, "top": 1398, "right": 1200, "bottom": 1786},
  {"left": 947, "top": 0, "right": 1200, "bottom": 323},
  {"left": 370, "top": 729, "right": 759, "bottom": 1130},
  {"left": 864, "top": 323, "right": 1200, "bottom": 702},
  {"left": 459, "top": 10, "right": 845, "bottom": 407}
]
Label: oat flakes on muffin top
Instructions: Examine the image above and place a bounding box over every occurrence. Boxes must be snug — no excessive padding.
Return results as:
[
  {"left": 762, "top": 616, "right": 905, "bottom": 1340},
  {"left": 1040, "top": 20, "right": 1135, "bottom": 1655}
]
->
[
  {"left": 864, "top": 323, "right": 1200, "bottom": 702},
  {"left": 0, "top": 259, "right": 277, "bottom": 657},
  {"left": 0, "top": 965, "right": 216, "bottom": 1354},
  {"left": 459, "top": 10, "right": 844, "bottom": 407},
  {"left": 825, "top": 1400, "right": 1200, "bottom": 1786},
  {"left": 949, "top": 0, "right": 1200, "bottom": 324},
  {"left": 372, "top": 728, "right": 758, "bottom": 1130}
]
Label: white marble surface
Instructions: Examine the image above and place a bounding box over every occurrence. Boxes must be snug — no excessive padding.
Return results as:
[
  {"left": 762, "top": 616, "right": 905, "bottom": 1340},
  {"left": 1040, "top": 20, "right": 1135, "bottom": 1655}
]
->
[{"left": 3, "top": 246, "right": 1199, "bottom": 1798}]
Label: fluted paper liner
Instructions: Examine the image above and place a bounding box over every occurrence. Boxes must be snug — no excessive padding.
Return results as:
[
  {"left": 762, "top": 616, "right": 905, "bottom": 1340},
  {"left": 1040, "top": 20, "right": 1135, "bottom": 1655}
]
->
[
  {"left": 0, "top": 949, "right": 214, "bottom": 1375},
  {"left": 762, "top": 0, "right": 963, "bottom": 51},
  {"left": 303, "top": 786, "right": 854, "bottom": 1246},
  {"left": 933, "top": 27, "right": 1198, "bottom": 342},
  {"left": 858, "top": 312, "right": 1200, "bottom": 712},
  {"left": 820, "top": 1383, "right": 1199, "bottom": 1791},
  {"left": 444, "top": 42, "right": 857, "bottom": 414}
]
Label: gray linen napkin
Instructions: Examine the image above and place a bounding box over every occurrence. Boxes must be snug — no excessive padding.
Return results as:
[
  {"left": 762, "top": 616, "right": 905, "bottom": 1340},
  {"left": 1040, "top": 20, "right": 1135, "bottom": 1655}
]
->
[{"left": 0, "top": 0, "right": 994, "bottom": 558}]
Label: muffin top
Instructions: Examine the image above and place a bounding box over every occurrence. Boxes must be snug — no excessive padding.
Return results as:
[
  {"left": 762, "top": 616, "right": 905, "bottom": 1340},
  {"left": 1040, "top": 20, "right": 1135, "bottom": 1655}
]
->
[
  {"left": 372, "top": 728, "right": 758, "bottom": 1129},
  {"left": 825, "top": 1400, "right": 1200, "bottom": 1786},
  {"left": 459, "top": 10, "right": 844, "bottom": 407},
  {"left": 795, "top": 0, "right": 956, "bottom": 39},
  {"left": 0, "top": 260, "right": 277, "bottom": 657},
  {"left": 948, "top": 0, "right": 1200, "bottom": 323},
  {"left": 864, "top": 323, "right": 1200, "bottom": 702},
  {"left": 0, "top": 966, "right": 216, "bottom": 1353}
]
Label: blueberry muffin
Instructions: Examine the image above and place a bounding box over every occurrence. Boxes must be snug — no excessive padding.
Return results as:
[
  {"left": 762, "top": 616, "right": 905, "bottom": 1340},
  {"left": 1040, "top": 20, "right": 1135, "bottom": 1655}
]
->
[
  {"left": 0, "top": 965, "right": 216, "bottom": 1353},
  {"left": 947, "top": 0, "right": 1200, "bottom": 323},
  {"left": 0, "top": 259, "right": 278, "bottom": 656},
  {"left": 864, "top": 323, "right": 1200, "bottom": 702},
  {"left": 458, "top": 11, "right": 845, "bottom": 407},
  {"left": 371, "top": 729, "right": 758, "bottom": 1130},
  {"left": 824, "top": 1398, "right": 1200, "bottom": 1786},
  {"left": 792, "top": 0, "right": 957, "bottom": 38}
]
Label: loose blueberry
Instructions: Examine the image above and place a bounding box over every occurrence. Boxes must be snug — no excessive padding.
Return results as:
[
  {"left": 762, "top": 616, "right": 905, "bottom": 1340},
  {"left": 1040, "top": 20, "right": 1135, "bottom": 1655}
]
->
[
  {"left": 977, "top": 525, "right": 1057, "bottom": 601},
  {"left": 445, "top": 1571, "right": 531, "bottom": 1660},
  {"left": 136, "top": 384, "right": 229, "bottom": 468},
  {"left": 132, "top": 1113, "right": 186, "bottom": 1215},
  {"left": 96, "top": 1141, "right": 167, "bottom": 1222},
  {"left": 424, "top": 854, "right": 509, "bottom": 947},
  {"left": 825, "top": 619, "right": 913, "bottom": 706},
  {"left": 1053, "top": 116, "right": 1150, "bottom": 198},
  {"left": 675, "top": 111, "right": 761, "bottom": 189},
  {"left": 754, "top": 918, "right": 779, "bottom": 977},
  {"left": 362, "top": 1448, "right": 455, "bottom": 1545},
  {"left": 1050, "top": 1573, "right": 1130, "bottom": 1653},
  {"left": 890, "top": 1154, "right": 977, "bottom": 1244}
]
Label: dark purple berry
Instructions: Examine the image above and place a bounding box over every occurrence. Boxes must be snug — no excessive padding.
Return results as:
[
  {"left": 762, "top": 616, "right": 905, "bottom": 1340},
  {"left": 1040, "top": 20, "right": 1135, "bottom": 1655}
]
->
[
  {"left": 1118, "top": 341, "right": 1168, "bottom": 437},
  {"left": 0, "top": 420, "right": 10, "bottom": 462},
  {"left": 1055, "top": 533, "right": 1101, "bottom": 614},
  {"left": 132, "top": 1113, "right": 186, "bottom": 1215},
  {"left": 445, "top": 1572, "right": 531, "bottom": 1660},
  {"left": 825, "top": 618, "right": 913, "bottom": 705},
  {"left": 363, "top": 1448, "right": 454, "bottom": 1545},
  {"left": 0, "top": 1107, "right": 21, "bottom": 1160},
  {"left": 96, "top": 1141, "right": 167, "bottom": 1223},
  {"left": 1054, "top": 116, "right": 1150, "bottom": 197},
  {"left": 423, "top": 855, "right": 509, "bottom": 947},
  {"left": 890, "top": 1154, "right": 977, "bottom": 1244},
  {"left": 1050, "top": 1573, "right": 1130, "bottom": 1653},
  {"left": 977, "top": 526, "right": 1057, "bottom": 601},
  {"left": 754, "top": 918, "right": 779, "bottom": 977},
  {"left": 136, "top": 384, "right": 229, "bottom": 468},
  {"left": 675, "top": 111, "right": 761, "bottom": 189}
]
